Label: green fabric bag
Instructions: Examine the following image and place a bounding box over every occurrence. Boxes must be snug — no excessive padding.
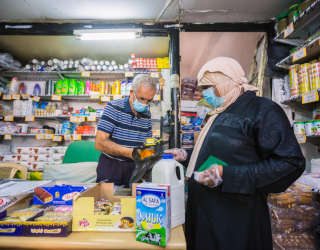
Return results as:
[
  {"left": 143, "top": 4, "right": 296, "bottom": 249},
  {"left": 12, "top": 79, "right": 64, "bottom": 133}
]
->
[
  {"left": 197, "top": 155, "right": 227, "bottom": 172},
  {"left": 63, "top": 141, "right": 101, "bottom": 164}
]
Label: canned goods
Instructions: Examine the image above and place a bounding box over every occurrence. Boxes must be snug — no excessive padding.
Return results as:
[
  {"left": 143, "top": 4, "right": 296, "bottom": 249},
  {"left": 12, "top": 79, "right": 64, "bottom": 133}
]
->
[
  {"left": 293, "top": 122, "right": 305, "bottom": 135},
  {"left": 305, "top": 121, "right": 314, "bottom": 136},
  {"left": 314, "top": 120, "right": 320, "bottom": 136}
]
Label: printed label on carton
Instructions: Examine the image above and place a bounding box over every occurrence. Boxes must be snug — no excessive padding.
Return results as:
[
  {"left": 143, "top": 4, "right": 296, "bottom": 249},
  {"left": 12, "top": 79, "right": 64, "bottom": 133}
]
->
[{"left": 136, "top": 183, "right": 170, "bottom": 247}]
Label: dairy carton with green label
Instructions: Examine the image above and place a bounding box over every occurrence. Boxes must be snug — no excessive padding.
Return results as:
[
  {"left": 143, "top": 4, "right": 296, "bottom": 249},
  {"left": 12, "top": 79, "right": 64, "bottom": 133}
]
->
[{"left": 136, "top": 183, "right": 171, "bottom": 247}]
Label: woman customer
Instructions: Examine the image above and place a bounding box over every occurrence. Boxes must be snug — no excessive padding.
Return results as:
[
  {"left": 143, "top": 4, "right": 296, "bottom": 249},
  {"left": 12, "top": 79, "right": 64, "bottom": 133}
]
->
[{"left": 167, "top": 57, "right": 305, "bottom": 250}]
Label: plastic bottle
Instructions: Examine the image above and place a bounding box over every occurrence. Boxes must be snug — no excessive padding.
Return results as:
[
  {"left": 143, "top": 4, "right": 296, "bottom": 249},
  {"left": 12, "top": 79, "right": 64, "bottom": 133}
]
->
[
  {"left": 61, "top": 78, "right": 69, "bottom": 95},
  {"left": 152, "top": 154, "right": 185, "bottom": 228},
  {"left": 99, "top": 81, "right": 105, "bottom": 95},
  {"left": 77, "top": 80, "right": 85, "bottom": 95},
  {"left": 68, "top": 79, "right": 77, "bottom": 95},
  {"left": 120, "top": 81, "right": 127, "bottom": 96},
  {"left": 55, "top": 80, "right": 63, "bottom": 95},
  {"left": 112, "top": 80, "right": 121, "bottom": 95},
  {"left": 85, "top": 81, "right": 91, "bottom": 95}
]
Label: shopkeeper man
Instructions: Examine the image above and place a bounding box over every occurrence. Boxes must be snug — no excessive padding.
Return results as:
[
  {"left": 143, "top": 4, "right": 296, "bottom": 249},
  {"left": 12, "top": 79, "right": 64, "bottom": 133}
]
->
[{"left": 95, "top": 74, "right": 156, "bottom": 186}]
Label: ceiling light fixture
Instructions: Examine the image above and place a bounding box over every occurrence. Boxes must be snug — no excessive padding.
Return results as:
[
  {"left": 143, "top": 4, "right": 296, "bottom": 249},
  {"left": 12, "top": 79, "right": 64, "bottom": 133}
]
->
[{"left": 73, "top": 28, "right": 142, "bottom": 40}]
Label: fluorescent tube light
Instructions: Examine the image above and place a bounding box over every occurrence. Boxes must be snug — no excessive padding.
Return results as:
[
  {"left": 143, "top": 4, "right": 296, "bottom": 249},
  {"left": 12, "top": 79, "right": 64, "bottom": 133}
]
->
[{"left": 73, "top": 29, "right": 142, "bottom": 40}]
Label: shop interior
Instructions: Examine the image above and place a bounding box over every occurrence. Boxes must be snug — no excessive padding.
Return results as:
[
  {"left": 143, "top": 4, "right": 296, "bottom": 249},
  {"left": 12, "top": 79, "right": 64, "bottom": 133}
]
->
[{"left": 0, "top": 0, "right": 320, "bottom": 249}]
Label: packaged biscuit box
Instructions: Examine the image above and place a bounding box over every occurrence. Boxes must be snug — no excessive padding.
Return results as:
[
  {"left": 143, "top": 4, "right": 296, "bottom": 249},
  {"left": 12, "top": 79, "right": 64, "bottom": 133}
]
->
[
  {"left": 136, "top": 183, "right": 171, "bottom": 247},
  {"left": 33, "top": 184, "right": 86, "bottom": 205}
]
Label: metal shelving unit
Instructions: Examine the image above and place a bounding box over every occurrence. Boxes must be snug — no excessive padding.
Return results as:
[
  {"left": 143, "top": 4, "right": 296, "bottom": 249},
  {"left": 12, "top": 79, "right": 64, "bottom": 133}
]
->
[{"left": 274, "top": 0, "right": 320, "bottom": 43}]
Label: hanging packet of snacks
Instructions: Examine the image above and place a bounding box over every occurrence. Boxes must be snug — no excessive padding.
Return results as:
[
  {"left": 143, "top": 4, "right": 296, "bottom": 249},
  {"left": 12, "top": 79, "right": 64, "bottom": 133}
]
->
[
  {"left": 289, "top": 65, "right": 300, "bottom": 97},
  {"left": 298, "top": 63, "right": 311, "bottom": 94},
  {"left": 310, "top": 62, "right": 320, "bottom": 91}
]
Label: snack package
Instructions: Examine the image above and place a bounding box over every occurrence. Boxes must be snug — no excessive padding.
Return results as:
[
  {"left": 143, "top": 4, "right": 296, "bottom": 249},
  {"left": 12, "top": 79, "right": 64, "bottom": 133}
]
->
[
  {"left": 33, "top": 185, "right": 86, "bottom": 205},
  {"left": 269, "top": 183, "right": 319, "bottom": 249}
]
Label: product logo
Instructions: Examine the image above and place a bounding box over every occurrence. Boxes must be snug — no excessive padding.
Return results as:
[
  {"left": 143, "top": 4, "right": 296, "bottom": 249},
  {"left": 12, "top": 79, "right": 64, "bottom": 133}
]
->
[
  {"left": 62, "top": 191, "right": 79, "bottom": 201},
  {"left": 142, "top": 195, "right": 161, "bottom": 208},
  {"left": 79, "top": 218, "right": 90, "bottom": 228}
]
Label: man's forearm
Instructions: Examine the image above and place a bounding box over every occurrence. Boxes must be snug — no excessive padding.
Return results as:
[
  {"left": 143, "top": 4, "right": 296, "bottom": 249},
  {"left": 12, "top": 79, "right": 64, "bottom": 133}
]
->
[{"left": 96, "top": 138, "right": 133, "bottom": 159}]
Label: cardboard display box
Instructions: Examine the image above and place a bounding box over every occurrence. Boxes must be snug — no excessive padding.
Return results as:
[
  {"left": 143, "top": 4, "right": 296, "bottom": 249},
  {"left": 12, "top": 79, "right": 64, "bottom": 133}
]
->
[
  {"left": 0, "top": 195, "right": 71, "bottom": 237},
  {"left": 72, "top": 183, "right": 136, "bottom": 232}
]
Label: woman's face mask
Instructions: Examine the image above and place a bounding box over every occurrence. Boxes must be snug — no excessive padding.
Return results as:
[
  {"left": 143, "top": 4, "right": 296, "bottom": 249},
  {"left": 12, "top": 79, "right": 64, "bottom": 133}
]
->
[
  {"left": 202, "top": 87, "right": 224, "bottom": 108},
  {"left": 133, "top": 93, "right": 149, "bottom": 113}
]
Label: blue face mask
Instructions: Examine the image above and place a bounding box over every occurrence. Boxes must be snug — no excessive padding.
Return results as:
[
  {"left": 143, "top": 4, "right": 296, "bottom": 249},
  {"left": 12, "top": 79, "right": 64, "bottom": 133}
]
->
[
  {"left": 202, "top": 87, "right": 224, "bottom": 108},
  {"left": 133, "top": 94, "right": 148, "bottom": 113}
]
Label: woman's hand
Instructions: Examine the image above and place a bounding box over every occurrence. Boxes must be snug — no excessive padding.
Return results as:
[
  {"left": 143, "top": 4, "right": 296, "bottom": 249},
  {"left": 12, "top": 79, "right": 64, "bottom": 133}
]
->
[
  {"left": 164, "top": 148, "right": 188, "bottom": 162},
  {"left": 194, "top": 164, "right": 223, "bottom": 188}
]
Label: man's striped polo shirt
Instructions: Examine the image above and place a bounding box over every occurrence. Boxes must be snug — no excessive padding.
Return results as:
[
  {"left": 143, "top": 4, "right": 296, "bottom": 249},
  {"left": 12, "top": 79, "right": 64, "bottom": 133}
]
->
[{"left": 97, "top": 96, "right": 152, "bottom": 161}]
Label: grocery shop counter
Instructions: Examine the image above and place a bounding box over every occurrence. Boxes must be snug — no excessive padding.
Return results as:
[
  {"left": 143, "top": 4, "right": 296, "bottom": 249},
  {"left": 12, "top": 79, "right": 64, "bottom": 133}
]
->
[{"left": 0, "top": 225, "right": 186, "bottom": 250}]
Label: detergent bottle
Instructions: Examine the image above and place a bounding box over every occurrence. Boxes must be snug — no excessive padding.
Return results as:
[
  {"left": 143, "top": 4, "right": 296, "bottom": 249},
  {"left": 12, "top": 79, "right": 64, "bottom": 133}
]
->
[{"left": 152, "top": 154, "right": 185, "bottom": 228}]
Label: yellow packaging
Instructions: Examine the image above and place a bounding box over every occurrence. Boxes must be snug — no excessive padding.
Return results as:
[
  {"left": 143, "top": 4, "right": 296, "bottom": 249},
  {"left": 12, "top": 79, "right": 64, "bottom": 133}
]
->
[
  {"left": 111, "top": 81, "right": 121, "bottom": 95},
  {"left": 99, "top": 81, "right": 105, "bottom": 95},
  {"left": 289, "top": 65, "right": 300, "bottom": 96},
  {"left": 311, "top": 62, "right": 320, "bottom": 90},
  {"left": 72, "top": 183, "right": 136, "bottom": 232},
  {"left": 298, "top": 63, "right": 311, "bottom": 94}
]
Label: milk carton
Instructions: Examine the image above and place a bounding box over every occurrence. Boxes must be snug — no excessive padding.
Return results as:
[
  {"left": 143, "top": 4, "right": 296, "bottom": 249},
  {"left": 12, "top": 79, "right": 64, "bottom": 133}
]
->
[{"left": 136, "top": 183, "right": 171, "bottom": 247}]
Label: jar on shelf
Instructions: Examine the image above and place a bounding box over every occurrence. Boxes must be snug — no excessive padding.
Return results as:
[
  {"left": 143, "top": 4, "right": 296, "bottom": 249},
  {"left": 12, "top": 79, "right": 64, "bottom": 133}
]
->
[
  {"left": 277, "top": 12, "right": 288, "bottom": 34},
  {"left": 288, "top": 4, "right": 300, "bottom": 23}
]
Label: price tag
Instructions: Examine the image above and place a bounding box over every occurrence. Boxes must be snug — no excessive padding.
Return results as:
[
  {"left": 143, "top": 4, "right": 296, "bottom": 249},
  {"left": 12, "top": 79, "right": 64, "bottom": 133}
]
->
[
  {"left": 101, "top": 96, "right": 111, "bottom": 102},
  {"left": 73, "top": 134, "right": 82, "bottom": 141},
  {"left": 81, "top": 71, "right": 91, "bottom": 77},
  {"left": 90, "top": 93, "right": 100, "bottom": 99},
  {"left": 52, "top": 135, "right": 62, "bottom": 142},
  {"left": 87, "top": 116, "right": 96, "bottom": 122},
  {"left": 33, "top": 96, "right": 40, "bottom": 102},
  {"left": 4, "top": 134, "right": 12, "bottom": 140},
  {"left": 64, "top": 135, "right": 72, "bottom": 141},
  {"left": 25, "top": 116, "right": 35, "bottom": 122},
  {"left": 35, "top": 134, "right": 45, "bottom": 140},
  {"left": 302, "top": 90, "right": 319, "bottom": 104},
  {"left": 295, "top": 134, "right": 306, "bottom": 144},
  {"left": 2, "top": 94, "right": 12, "bottom": 100},
  {"left": 21, "top": 94, "right": 30, "bottom": 100},
  {"left": 292, "top": 47, "right": 307, "bottom": 62},
  {"left": 11, "top": 94, "right": 20, "bottom": 100},
  {"left": 4, "top": 116, "right": 14, "bottom": 122},
  {"left": 51, "top": 95, "right": 62, "bottom": 101},
  {"left": 150, "top": 72, "right": 160, "bottom": 78},
  {"left": 125, "top": 72, "right": 135, "bottom": 77},
  {"left": 284, "top": 23, "right": 294, "bottom": 38},
  {"left": 113, "top": 94, "right": 122, "bottom": 100}
]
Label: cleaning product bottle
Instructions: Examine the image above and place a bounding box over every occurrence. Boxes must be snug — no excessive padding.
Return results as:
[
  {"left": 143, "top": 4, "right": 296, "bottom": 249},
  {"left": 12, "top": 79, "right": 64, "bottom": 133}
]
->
[
  {"left": 120, "top": 81, "right": 127, "bottom": 96},
  {"left": 54, "top": 80, "right": 62, "bottom": 95},
  {"left": 61, "top": 78, "right": 69, "bottom": 95},
  {"left": 68, "top": 79, "right": 77, "bottom": 95},
  {"left": 77, "top": 80, "right": 85, "bottom": 95},
  {"left": 33, "top": 83, "right": 41, "bottom": 96},
  {"left": 99, "top": 81, "right": 105, "bottom": 95},
  {"left": 112, "top": 80, "right": 121, "bottom": 95},
  {"left": 85, "top": 80, "right": 91, "bottom": 95},
  {"left": 152, "top": 154, "right": 185, "bottom": 228}
]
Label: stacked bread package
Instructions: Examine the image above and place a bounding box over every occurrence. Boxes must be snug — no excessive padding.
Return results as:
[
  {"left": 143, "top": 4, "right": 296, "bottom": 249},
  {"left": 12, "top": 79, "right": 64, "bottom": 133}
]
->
[{"left": 269, "top": 183, "right": 319, "bottom": 250}]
